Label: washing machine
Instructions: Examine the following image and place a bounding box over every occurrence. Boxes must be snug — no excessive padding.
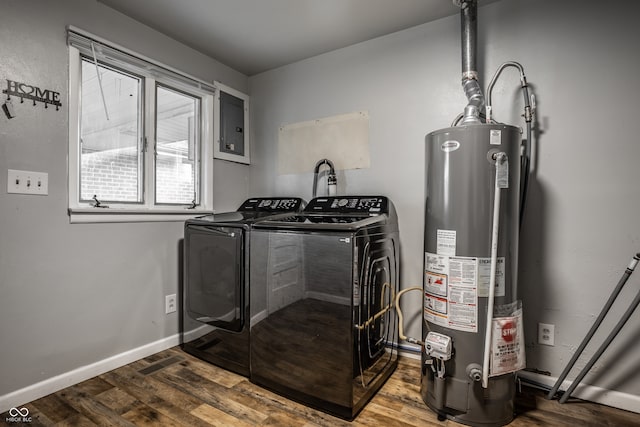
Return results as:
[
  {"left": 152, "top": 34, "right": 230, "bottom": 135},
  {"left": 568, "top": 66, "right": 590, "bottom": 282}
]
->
[
  {"left": 182, "top": 197, "right": 304, "bottom": 376},
  {"left": 249, "top": 196, "right": 400, "bottom": 420}
]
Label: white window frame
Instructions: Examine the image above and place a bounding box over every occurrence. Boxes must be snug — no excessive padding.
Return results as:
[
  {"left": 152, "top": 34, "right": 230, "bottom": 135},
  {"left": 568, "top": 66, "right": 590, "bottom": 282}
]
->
[{"left": 67, "top": 27, "right": 214, "bottom": 223}]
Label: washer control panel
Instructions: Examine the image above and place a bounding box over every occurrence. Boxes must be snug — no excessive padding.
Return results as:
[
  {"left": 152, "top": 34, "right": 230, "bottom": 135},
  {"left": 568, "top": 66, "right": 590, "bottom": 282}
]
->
[
  {"left": 238, "top": 197, "right": 304, "bottom": 212},
  {"left": 305, "top": 196, "right": 388, "bottom": 214}
]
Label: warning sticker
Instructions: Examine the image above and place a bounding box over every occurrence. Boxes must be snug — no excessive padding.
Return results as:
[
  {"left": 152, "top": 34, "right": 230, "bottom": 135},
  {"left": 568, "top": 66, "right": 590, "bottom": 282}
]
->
[
  {"left": 448, "top": 300, "right": 477, "bottom": 330},
  {"left": 425, "top": 253, "right": 449, "bottom": 297},
  {"left": 449, "top": 257, "right": 477, "bottom": 288},
  {"left": 490, "top": 311, "right": 526, "bottom": 377},
  {"left": 424, "top": 252, "right": 478, "bottom": 333},
  {"left": 449, "top": 286, "right": 477, "bottom": 304},
  {"left": 425, "top": 294, "right": 447, "bottom": 315},
  {"left": 426, "top": 272, "right": 447, "bottom": 297}
]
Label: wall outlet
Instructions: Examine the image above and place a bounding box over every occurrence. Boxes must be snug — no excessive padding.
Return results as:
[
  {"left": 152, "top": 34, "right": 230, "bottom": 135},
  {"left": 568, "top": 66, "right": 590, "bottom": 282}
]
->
[
  {"left": 538, "top": 323, "right": 555, "bottom": 346},
  {"left": 7, "top": 169, "right": 48, "bottom": 195},
  {"left": 165, "top": 294, "right": 177, "bottom": 314}
]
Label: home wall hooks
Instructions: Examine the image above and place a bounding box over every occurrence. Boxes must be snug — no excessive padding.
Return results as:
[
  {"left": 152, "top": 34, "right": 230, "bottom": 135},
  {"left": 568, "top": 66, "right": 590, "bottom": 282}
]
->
[{"left": 2, "top": 79, "right": 62, "bottom": 112}]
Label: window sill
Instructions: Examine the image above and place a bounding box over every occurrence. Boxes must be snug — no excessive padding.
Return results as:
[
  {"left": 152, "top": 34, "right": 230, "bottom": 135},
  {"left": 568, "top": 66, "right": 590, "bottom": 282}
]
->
[{"left": 68, "top": 207, "right": 213, "bottom": 224}]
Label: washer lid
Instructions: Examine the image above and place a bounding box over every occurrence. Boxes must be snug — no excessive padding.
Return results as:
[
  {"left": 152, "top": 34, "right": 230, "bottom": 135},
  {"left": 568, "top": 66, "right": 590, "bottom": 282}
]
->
[{"left": 253, "top": 212, "right": 386, "bottom": 231}]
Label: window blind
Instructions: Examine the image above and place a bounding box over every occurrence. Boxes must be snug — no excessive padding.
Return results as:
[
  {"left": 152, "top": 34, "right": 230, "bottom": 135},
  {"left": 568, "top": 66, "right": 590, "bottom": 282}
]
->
[{"left": 66, "top": 27, "right": 216, "bottom": 94}]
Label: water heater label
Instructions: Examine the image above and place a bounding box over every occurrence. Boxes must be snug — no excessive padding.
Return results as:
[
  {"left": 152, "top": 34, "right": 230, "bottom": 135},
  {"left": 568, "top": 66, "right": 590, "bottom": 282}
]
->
[
  {"left": 490, "top": 129, "right": 502, "bottom": 145},
  {"left": 436, "top": 229, "right": 456, "bottom": 256},
  {"left": 477, "top": 257, "right": 506, "bottom": 297}
]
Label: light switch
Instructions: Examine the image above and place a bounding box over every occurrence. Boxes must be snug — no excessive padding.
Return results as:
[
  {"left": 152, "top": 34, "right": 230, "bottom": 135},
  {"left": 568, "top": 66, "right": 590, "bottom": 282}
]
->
[{"left": 7, "top": 169, "right": 48, "bottom": 195}]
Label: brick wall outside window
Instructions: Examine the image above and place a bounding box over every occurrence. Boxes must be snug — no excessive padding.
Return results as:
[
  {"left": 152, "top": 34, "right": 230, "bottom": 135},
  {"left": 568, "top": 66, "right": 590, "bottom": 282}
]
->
[{"left": 81, "top": 146, "right": 195, "bottom": 204}]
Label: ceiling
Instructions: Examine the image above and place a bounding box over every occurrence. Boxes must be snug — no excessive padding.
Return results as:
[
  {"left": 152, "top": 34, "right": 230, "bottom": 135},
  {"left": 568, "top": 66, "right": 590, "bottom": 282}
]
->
[{"left": 98, "top": 0, "right": 499, "bottom": 76}]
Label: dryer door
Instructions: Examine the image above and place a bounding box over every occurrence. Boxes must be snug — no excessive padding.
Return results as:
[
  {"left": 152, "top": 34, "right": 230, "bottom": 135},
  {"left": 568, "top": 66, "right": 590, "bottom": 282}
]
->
[{"left": 185, "top": 225, "right": 244, "bottom": 332}]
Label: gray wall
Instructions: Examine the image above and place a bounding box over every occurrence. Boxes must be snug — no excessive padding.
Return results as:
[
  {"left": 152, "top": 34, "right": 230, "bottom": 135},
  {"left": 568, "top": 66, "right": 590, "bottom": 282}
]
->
[
  {"left": 0, "top": 0, "right": 249, "bottom": 398},
  {"left": 249, "top": 0, "right": 640, "bottom": 403},
  {"left": 3, "top": 0, "right": 640, "bottom": 412}
]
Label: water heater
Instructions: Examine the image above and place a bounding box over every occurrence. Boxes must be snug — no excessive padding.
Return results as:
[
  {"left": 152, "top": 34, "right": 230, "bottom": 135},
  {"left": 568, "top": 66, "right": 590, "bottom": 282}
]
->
[
  {"left": 421, "top": 124, "right": 521, "bottom": 426},
  {"left": 419, "top": 1, "right": 533, "bottom": 425}
]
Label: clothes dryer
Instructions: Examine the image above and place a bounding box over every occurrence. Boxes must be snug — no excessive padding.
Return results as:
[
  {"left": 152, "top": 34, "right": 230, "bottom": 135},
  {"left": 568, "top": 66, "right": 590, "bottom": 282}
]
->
[{"left": 182, "top": 197, "right": 304, "bottom": 376}]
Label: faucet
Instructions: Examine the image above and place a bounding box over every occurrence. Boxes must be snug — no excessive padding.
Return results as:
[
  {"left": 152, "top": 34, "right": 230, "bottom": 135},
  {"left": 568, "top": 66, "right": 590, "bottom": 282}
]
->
[{"left": 312, "top": 158, "right": 337, "bottom": 198}]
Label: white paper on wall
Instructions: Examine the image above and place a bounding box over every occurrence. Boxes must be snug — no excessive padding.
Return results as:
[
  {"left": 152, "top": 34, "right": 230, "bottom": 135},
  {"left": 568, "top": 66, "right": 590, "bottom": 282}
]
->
[{"left": 278, "top": 111, "right": 370, "bottom": 174}]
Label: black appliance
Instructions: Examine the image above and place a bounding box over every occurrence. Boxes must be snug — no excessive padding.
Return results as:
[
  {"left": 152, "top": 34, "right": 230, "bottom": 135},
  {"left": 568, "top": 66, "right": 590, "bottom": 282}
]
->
[
  {"left": 182, "top": 197, "right": 304, "bottom": 376},
  {"left": 248, "top": 196, "right": 400, "bottom": 419}
]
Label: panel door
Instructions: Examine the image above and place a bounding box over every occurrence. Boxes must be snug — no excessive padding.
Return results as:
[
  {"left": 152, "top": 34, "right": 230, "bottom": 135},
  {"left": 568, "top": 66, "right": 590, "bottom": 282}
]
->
[{"left": 185, "top": 224, "right": 244, "bottom": 331}]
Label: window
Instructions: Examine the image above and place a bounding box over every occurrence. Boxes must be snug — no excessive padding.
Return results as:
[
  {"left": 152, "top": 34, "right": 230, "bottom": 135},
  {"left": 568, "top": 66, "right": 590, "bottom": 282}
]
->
[
  {"left": 79, "top": 60, "right": 143, "bottom": 203},
  {"left": 155, "top": 85, "right": 200, "bottom": 205},
  {"left": 68, "top": 28, "right": 214, "bottom": 222}
]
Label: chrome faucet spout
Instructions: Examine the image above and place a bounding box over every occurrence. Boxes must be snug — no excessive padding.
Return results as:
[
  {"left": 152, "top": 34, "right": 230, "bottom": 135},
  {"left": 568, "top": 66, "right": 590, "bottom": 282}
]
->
[{"left": 312, "top": 159, "right": 337, "bottom": 198}]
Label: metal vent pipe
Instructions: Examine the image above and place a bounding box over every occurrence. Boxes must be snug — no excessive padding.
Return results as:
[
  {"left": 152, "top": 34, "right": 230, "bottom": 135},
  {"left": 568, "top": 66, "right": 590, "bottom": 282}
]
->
[
  {"left": 456, "top": 0, "right": 484, "bottom": 124},
  {"left": 460, "top": 0, "right": 477, "bottom": 79}
]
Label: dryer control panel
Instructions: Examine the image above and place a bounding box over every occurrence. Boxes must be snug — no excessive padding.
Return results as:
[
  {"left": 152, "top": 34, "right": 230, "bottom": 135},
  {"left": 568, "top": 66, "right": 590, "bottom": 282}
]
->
[
  {"left": 238, "top": 197, "right": 304, "bottom": 212},
  {"left": 305, "top": 196, "right": 388, "bottom": 214}
]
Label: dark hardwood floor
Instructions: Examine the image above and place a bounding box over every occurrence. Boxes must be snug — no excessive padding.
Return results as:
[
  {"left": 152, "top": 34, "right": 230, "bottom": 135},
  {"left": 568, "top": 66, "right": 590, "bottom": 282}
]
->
[{"left": 6, "top": 347, "right": 639, "bottom": 426}]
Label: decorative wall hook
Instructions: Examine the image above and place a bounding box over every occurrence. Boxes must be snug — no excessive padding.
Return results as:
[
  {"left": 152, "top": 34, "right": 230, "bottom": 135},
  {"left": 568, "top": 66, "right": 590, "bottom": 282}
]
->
[
  {"left": 2, "top": 98, "right": 16, "bottom": 119},
  {"left": 2, "top": 79, "right": 62, "bottom": 111}
]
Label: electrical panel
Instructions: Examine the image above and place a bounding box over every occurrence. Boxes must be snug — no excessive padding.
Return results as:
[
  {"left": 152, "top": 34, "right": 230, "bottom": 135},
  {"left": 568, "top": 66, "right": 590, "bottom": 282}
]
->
[{"left": 219, "top": 91, "right": 245, "bottom": 157}]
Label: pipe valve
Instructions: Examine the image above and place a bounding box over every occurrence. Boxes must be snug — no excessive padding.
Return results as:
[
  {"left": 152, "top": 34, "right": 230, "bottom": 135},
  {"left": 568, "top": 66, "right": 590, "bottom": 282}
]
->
[{"left": 466, "top": 364, "right": 483, "bottom": 382}]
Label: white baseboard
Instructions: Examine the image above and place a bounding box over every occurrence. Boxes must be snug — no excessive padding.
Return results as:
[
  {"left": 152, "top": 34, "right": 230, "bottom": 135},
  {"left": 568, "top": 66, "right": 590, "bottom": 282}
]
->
[
  {"left": 518, "top": 370, "right": 640, "bottom": 414},
  {"left": 0, "top": 334, "right": 180, "bottom": 414},
  {"left": 182, "top": 324, "right": 212, "bottom": 342}
]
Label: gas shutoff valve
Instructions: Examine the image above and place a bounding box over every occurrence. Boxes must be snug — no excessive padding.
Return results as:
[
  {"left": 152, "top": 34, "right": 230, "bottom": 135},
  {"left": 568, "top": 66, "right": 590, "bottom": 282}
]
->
[{"left": 425, "top": 332, "right": 452, "bottom": 361}]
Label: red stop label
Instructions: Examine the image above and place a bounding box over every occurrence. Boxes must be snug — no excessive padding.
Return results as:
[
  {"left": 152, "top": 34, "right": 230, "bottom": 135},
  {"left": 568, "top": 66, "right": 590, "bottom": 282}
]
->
[{"left": 501, "top": 321, "right": 516, "bottom": 342}]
